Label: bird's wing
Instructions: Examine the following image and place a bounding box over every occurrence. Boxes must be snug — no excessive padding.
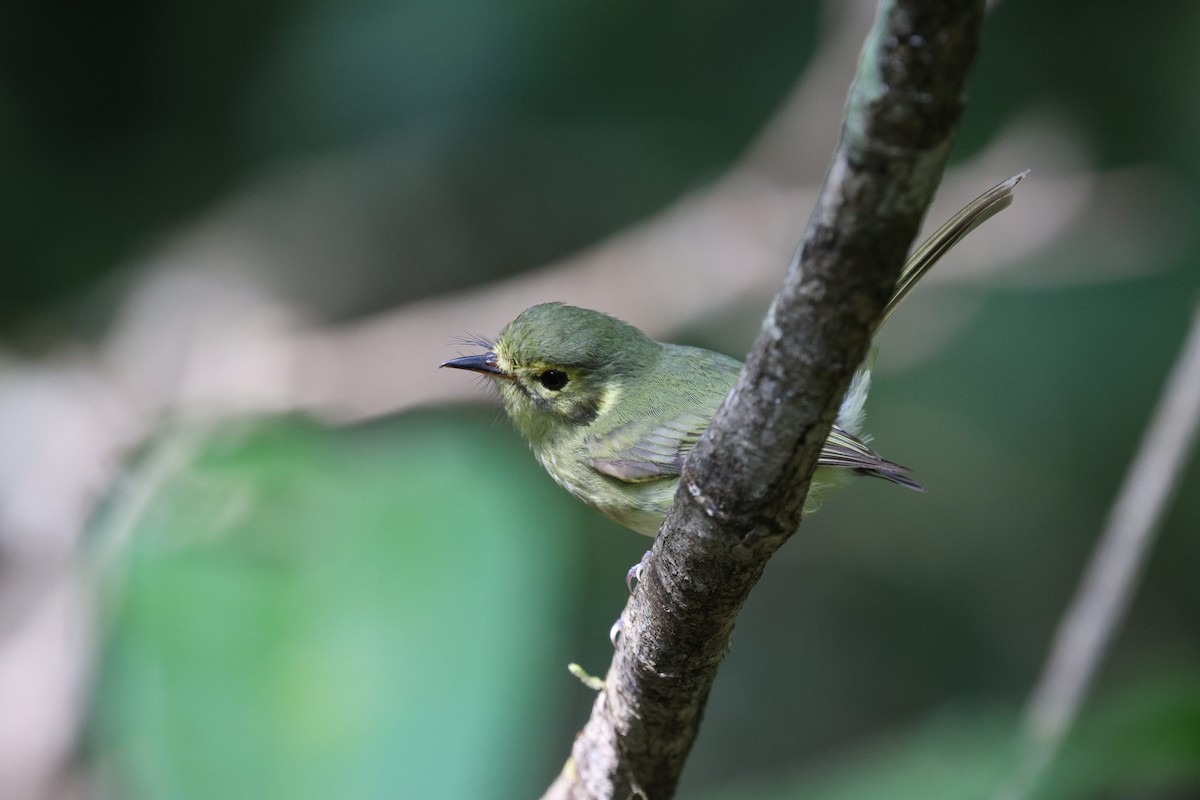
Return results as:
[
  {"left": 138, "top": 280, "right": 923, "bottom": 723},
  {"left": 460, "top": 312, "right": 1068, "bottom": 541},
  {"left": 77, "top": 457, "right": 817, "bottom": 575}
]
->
[
  {"left": 586, "top": 409, "right": 712, "bottom": 483},
  {"left": 820, "top": 425, "right": 925, "bottom": 492},
  {"left": 590, "top": 415, "right": 924, "bottom": 492}
]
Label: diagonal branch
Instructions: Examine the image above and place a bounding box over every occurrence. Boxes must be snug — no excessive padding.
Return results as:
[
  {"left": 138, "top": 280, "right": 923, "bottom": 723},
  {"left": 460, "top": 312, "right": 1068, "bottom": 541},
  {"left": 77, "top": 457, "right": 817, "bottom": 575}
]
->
[{"left": 543, "top": 2, "right": 988, "bottom": 798}]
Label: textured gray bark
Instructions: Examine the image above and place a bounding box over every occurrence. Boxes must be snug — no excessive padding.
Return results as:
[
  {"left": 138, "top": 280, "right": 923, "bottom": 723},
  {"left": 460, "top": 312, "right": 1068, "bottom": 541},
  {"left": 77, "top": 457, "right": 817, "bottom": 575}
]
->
[{"left": 542, "top": 2, "right": 987, "bottom": 798}]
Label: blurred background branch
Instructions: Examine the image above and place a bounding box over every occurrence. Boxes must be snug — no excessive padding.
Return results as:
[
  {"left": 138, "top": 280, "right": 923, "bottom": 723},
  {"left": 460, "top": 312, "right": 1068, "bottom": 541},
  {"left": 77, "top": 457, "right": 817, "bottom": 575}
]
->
[{"left": 1013, "top": 298, "right": 1200, "bottom": 797}]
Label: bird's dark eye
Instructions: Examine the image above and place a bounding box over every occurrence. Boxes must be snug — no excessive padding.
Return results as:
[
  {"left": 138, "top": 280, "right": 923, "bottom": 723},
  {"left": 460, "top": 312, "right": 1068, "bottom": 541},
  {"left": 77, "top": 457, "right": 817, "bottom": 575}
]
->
[{"left": 537, "top": 369, "right": 569, "bottom": 391}]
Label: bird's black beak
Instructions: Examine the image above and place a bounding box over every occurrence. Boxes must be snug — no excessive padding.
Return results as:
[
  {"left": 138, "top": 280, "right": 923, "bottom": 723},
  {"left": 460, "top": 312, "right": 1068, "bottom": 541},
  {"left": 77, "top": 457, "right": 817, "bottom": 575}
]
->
[{"left": 441, "top": 353, "right": 509, "bottom": 378}]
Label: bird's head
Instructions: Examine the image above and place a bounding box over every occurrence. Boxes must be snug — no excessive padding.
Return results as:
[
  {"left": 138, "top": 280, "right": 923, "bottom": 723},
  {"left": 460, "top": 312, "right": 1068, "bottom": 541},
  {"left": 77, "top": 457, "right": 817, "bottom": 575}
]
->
[{"left": 442, "top": 303, "right": 660, "bottom": 445}]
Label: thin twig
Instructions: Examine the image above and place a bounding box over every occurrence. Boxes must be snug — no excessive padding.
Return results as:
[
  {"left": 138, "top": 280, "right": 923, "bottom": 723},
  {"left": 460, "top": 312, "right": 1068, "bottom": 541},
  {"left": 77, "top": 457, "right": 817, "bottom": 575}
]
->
[{"left": 1011, "top": 299, "right": 1200, "bottom": 797}]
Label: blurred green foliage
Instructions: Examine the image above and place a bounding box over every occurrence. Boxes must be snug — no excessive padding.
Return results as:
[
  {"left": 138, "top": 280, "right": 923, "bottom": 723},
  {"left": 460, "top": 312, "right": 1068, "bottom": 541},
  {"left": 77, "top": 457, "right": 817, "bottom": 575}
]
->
[
  {"left": 0, "top": 0, "right": 819, "bottom": 327},
  {"left": 698, "top": 676, "right": 1200, "bottom": 800},
  {"left": 91, "top": 414, "right": 584, "bottom": 799},
  {"left": 2, "top": 0, "right": 1194, "bottom": 796}
]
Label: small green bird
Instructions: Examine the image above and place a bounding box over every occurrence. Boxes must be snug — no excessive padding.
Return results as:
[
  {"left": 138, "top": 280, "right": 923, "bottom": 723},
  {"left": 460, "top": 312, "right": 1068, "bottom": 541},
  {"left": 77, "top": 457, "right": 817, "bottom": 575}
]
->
[{"left": 444, "top": 174, "right": 1023, "bottom": 536}]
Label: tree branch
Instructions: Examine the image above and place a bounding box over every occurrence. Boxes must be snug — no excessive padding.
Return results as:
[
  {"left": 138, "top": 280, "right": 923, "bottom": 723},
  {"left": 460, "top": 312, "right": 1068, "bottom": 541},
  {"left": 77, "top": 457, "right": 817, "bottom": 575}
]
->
[{"left": 543, "top": 2, "right": 987, "bottom": 798}]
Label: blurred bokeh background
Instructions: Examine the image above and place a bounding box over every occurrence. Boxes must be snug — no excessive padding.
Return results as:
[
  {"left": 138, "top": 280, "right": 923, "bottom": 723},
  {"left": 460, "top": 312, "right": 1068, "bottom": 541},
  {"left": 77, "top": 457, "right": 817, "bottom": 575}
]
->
[{"left": 1, "top": 1, "right": 1198, "bottom": 798}]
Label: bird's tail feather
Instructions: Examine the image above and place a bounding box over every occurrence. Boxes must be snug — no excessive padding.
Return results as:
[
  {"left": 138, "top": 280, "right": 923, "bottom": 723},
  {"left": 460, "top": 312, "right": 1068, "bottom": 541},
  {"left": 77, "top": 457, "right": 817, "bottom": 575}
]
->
[{"left": 880, "top": 171, "right": 1028, "bottom": 329}]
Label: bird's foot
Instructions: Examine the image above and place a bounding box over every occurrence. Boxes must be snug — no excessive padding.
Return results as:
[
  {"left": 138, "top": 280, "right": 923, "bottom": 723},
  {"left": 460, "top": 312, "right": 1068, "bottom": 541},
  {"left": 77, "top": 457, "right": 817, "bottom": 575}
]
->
[
  {"left": 612, "top": 551, "right": 652, "bottom": 645},
  {"left": 626, "top": 550, "right": 650, "bottom": 593}
]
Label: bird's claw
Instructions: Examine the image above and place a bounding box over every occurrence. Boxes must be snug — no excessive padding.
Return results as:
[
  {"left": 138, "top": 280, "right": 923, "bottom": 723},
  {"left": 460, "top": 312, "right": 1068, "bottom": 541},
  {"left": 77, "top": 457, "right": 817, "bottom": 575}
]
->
[
  {"left": 613, "top": 551, "right": 653, "bottom": 645},
  {"left": 609, "top": 617, "right": 622, "bottom": 646},
  {"left": 626, "top": 550, "right": 650, "bottom": 593}
]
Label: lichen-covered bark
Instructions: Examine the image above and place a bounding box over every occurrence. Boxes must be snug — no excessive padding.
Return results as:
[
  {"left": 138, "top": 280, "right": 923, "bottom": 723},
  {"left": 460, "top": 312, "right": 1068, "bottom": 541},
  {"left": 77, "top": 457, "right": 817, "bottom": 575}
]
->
[{"left": 542, "top": 2, "right": 987, "bottom": 798}]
